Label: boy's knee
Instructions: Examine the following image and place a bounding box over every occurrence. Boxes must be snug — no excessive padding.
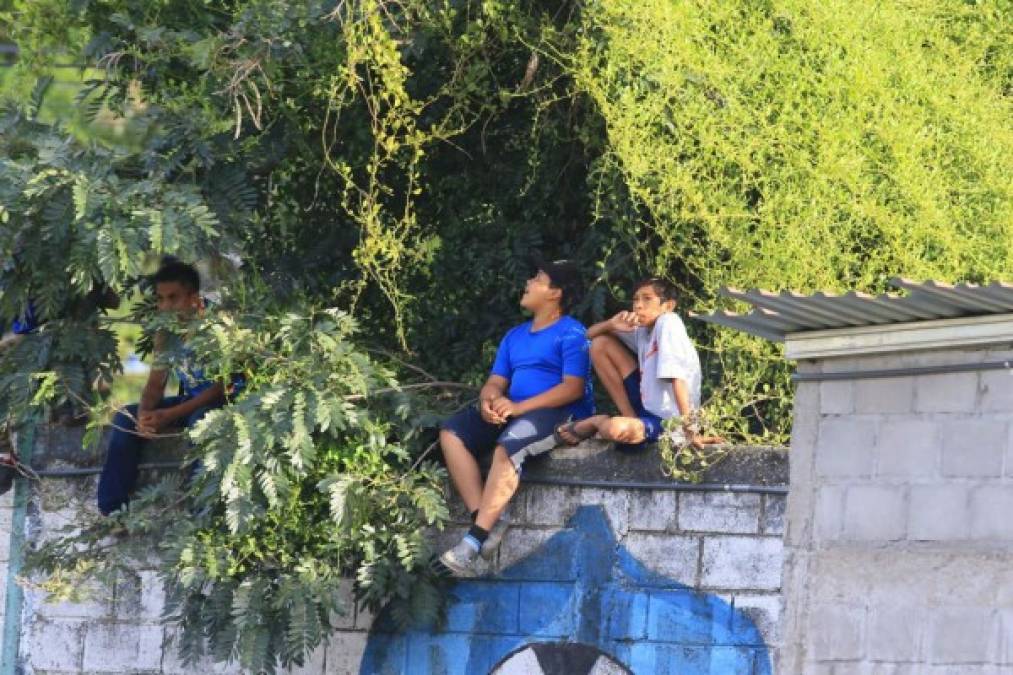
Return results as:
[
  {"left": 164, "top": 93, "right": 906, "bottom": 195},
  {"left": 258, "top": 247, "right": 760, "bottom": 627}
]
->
[
  {"left": 111, "top": 407, "right": 138, "bottom": 432},
  {"left": 589, "top": 335, "right": 612, "bottom": 359}
]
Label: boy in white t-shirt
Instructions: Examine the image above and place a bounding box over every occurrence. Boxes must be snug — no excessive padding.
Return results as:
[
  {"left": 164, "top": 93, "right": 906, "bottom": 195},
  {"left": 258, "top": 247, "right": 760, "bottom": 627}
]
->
[{"left": 556, "top": 277, "right": 719, "bottom": 450}]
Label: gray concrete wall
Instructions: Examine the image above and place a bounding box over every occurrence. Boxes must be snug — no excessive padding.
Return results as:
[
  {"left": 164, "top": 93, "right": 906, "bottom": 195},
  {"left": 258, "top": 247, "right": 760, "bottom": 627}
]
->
[
  {"left": 1, "top": 442, "right": 787, "bottom": 674},
  {"left": 780, "top": 346, "right": 1013, "bottom": 673}
]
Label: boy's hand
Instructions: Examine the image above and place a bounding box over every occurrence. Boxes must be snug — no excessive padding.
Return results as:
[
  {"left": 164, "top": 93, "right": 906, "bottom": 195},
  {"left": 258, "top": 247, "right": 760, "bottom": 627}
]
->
[
  {"left": 609, "top": 311, "right": 639, "bottom": 332},
  {"left": 138, "top": 409, "right": 172, "bottom": 436},
  {"left": 490, "top": 397, "right": 520, "bottom": 420},
  {"left": 480, "top": 397, "right": 507, "bottom": 425}
]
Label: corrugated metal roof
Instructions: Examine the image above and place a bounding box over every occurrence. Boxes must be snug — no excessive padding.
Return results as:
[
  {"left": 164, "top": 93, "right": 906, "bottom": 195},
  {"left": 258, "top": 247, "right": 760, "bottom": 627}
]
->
[{"left": 691, "top": 277, "right": 1013, "bottom": 341}]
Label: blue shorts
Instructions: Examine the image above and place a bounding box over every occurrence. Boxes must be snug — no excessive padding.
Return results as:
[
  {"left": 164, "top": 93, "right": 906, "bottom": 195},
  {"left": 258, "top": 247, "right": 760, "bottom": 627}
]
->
[
  {"left": 619, "top": 370, "right": 664, "bottom": 451},
  {"left": 441, "top": 405, "right": 571, "bottom": 472}
]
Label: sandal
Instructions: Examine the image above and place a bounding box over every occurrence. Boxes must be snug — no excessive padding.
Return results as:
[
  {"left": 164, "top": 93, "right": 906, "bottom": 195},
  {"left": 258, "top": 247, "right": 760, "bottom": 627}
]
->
[{"left": 553, "top": 420, "right": 596, "bottom": 446}]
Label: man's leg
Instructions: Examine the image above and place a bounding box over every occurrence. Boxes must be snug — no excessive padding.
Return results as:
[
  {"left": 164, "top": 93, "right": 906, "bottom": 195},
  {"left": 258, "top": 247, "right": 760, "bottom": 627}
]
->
[
  {"left": 590, "top": 335, "right": 638, "bottom": 417},
  {"left": 97, "top": 404, "right": 144, "bottom": 515}
]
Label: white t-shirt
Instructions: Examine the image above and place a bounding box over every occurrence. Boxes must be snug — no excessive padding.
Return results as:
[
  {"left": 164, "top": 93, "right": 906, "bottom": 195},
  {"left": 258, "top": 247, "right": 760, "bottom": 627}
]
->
[{"left": 617, "top": 312, "right": 702, "bottom": 420}]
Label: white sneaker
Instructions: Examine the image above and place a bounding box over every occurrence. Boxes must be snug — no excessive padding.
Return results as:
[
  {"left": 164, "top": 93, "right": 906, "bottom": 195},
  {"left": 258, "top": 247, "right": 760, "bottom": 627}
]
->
[{"left": 438, "top": 539, "right": 480, "bottom": 577}]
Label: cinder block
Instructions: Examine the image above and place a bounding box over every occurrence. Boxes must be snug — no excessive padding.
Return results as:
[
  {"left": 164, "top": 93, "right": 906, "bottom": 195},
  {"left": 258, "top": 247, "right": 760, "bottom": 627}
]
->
[
  {"left": 161, "top": 627, "right": 234, "bottom": 674},
  {"left": 579, "top": 488, "right": 630, "bottom": 536},
  {"left": 83, "top": 621, "right": 163, "bottom": 672},
  {"left": 729, "top": 592, "right": 782, "bottom": 644},
  {"left": 761, "top": 495, "right": 787, "bottom": 535},
  {"left": 855, "top": 377, "right": 914, "bottom": 414},
  {"left": 998, "top": 609, "right": 1013, "bottom": 665},
  {"left": 980, "top": 368, "right": 1013, "bottom": 413},
  {"left": 284, "top": 642, "right": 327, "bottom": 675},
  {"left": 624, "top": 532, "right": 699, "bottom": 587},
  {"left": 495, "top": 527, "right": 562, "bottom": 573},
  {"left": 809, "top": 604, "right": 865, "bottom": 661},
  {"left": 678, "top": 492, "right": 761, "bottom": 534},
  {"left": 815, "top": 485, "right": 846, "bottom": 541},
  {"left": 324, "top": 631, "right": 370, "bottom": 675},
  {"left": 523, "top": 485, "right": 579, "bottom": 527},
  {"left": 820, "top": 380, "right": 855, "bottom": 415},
  {"left": 816, "top": 418, "right": 876, "bottom": 478},
  {"left": 909, "top": 484, "right": 969, "bottom": 541},
  {"left": 930, "top": 607, "right": 993, "bottom": 664},
  {"left": 700, "top": 535, "right": 782, "bottom": 591},
  {"left": 875, "top": 420, "right": 940, "bottom": 478},
  {"left": 445, "top": 580, "right": 521, "bottom": 634},
  {"left": 914, "top": 372, "right": 978, "bottom": 413},
  {"left": 137, "top": 569, "right": 165, "bottom": 621},
  {"left": 32, "top": 581, "right": 114, "bottom": 620},
  {"left": 842, "top": 485, "right": 906, "bottom": 541},
  {"left": 518, "top": 582, "right": 578, "bottom": 636},
  {"left": 628, "top": 490, "right": 678, "bottom": 532},
  {"left": 24, "top": 618, "right": 85, "bottom": 671},
  {"left": 601, "top": 587, "right": 649, "bottom": 640},
  {"left": 868, "top": 605, "right": 927, "bottom": 662},
  {"left": 941, "top": 421, "right": 1007, "bottom": 478},
  {"left": 970, "top": 485, "right": 1013, "bottom": 540}
]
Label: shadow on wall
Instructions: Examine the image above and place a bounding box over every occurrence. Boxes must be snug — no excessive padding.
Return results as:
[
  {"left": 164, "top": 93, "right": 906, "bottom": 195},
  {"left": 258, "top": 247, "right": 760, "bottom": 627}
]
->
[{"left": 360, "top": 506, "right": 772, "bottom": 674}]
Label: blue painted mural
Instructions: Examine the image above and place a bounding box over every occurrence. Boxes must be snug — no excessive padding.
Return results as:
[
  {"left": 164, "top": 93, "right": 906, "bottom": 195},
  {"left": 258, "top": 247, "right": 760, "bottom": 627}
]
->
[{"left": 360, "top": 506, "right": 773, "bottom": 675}]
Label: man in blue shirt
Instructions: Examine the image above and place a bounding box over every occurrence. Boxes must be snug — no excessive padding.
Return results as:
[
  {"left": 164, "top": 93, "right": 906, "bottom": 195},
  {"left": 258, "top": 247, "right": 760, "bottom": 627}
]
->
[
  {"left": 439, "top": 257, "right": 594, "bottom": 576},
  {"left": 97, "top": 260, "right": 227, "bottom": 515}
]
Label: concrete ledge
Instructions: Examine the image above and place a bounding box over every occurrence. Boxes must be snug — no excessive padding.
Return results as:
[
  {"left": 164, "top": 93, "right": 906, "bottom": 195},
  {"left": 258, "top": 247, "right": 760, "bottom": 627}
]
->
[{"left": 27, "top": 426, "right": 789, "bottom": 494}]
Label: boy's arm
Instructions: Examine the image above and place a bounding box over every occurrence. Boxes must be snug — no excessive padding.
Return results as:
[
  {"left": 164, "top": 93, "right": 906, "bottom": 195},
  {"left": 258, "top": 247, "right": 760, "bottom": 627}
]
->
[
  {"left": 587, "top": 311, "right": 638, "bottom": 339},
  {"left": 479, "top": 375, "right": 510, "bottom": 424},
  {"left": 494, "top": 375, "right": 584, "bottom": 417},
  {"left": 138, "top": 367, "right": 169, "bottom": 413},
  {"left": 138, "top": 382, "right": 225, "bottom": 434},
  {"left": 139, "top": 331, "right": 169, "bottom": 413}
]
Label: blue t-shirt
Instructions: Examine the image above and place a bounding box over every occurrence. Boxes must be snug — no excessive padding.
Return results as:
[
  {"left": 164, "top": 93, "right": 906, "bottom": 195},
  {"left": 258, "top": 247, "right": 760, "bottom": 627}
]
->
[{"left": 490, "top": 315, "right": 595, "bottom": 419}]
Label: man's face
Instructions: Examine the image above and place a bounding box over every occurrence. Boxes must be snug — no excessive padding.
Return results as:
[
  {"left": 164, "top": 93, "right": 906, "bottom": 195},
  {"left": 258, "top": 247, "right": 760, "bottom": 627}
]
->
[
  {"left": 632, "top": 284, "right": 675, "bottom": 327},
  {"left": 520, "top": 270, "right": 561, "bottom": 311},
  {"left": 155, "top": 281, "right": 199, "bottom": 318}
]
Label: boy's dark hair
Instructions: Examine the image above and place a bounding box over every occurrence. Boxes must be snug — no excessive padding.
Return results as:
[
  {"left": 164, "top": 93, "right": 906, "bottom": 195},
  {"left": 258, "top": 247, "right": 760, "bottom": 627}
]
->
[
  {"left": 633, "top": 277, "right": 678, "bottom": 304},
  {"left": 151, "top": 258, "right": 200, "bottom": 293},
  {"left": 530, "top": 255, "right": 583, "bottom": 311}
]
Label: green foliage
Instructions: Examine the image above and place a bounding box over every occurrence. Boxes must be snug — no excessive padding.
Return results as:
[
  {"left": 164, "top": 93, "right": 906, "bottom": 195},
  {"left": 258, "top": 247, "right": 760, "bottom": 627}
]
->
[
  {"left": 3, "top": 0, "right": 1011, "bottom": 669},
  {"left": 28, "top": 299, "right": 453, "bottom": 673}
]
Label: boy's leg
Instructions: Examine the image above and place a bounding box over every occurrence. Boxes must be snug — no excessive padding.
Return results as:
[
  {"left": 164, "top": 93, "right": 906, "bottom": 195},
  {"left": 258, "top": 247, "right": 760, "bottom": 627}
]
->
[
  {"left": 440, "top": 408, "right": 565, "bottom": 575},
  {"left": 556, "top": 414, "right": 609, "bottom": 445},
  {"left": 97, "top": 397, "right": 186, "bottom": 515},
  {"left": 598, "top": 416, "right": 648, "bottom": 445},
  {"left": 97, "top": 403, "right": 143, "bottom": 515},
  {"left": 475, "top": 445, "right": 520, "bottom": 531},
  {"left": 590, "top": 335, "right": 638, "bottom": 417},
  {"left": 440, "top": 429, "right": 483, "bottom": 513},
  {"left": 440, "top": 407, "right": 501, "bottom": 514}
]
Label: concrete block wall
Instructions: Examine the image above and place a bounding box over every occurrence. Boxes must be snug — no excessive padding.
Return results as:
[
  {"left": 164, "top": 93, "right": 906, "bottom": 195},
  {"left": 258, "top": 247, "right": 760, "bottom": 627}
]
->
[
  {"left": 2, "top": 461, "right": 787, "bottom": 674},
  {"left": 781, "top": 346, "right": 1013, "bottom": 673}
]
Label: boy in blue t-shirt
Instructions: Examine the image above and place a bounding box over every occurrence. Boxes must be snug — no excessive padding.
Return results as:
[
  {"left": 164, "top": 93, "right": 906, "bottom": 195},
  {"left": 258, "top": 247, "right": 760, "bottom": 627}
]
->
[
  {"left": 438, "top": 258, "right": 593, "bottom": 576},
  {"left": 97, "top": 260, "right": 228, "bottom": 515}
]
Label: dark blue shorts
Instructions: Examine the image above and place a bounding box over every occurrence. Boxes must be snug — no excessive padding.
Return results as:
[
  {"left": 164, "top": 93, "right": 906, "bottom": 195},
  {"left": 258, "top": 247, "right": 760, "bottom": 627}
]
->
[
  {"left": 441, "top": 405, "right": 571, "bottom": 472},
  {"left": 619, "top": 370, "right": 664, "bottom": 450}
]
